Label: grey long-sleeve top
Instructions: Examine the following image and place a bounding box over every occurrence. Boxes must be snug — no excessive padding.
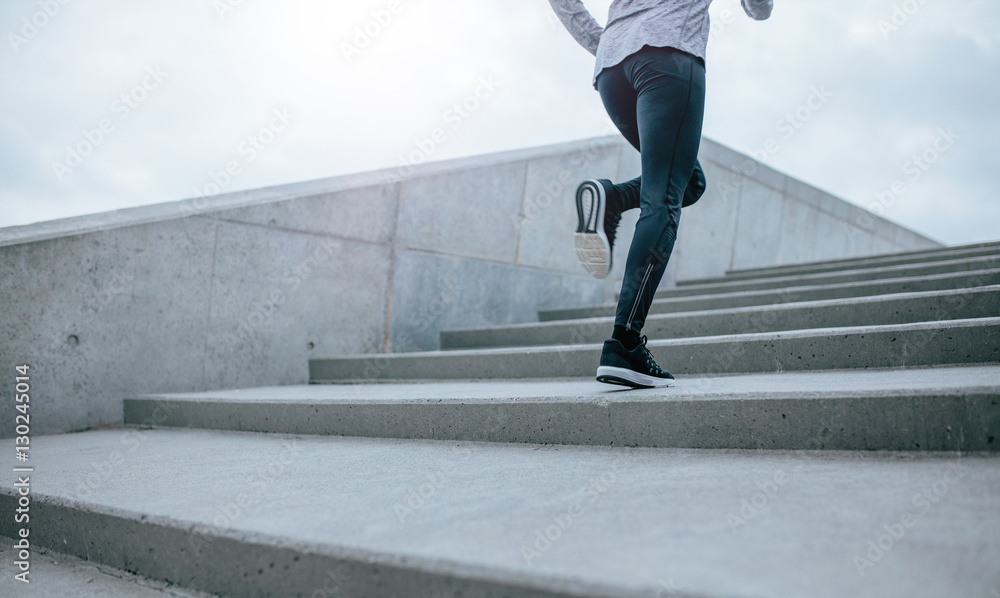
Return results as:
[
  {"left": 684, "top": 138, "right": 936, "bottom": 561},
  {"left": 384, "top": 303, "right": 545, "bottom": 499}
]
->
[{"left": 549, "top": 0, "right": 773, "bottom": 85}]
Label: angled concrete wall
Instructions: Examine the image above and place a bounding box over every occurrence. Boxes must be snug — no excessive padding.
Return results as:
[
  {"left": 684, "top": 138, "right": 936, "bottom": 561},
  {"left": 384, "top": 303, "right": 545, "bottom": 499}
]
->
[
  {"left": 670, "top": 140, "right": 941, "bottom": 281},
  {"left": 0, "top": 136, "right": 939, "bottom": 435}
]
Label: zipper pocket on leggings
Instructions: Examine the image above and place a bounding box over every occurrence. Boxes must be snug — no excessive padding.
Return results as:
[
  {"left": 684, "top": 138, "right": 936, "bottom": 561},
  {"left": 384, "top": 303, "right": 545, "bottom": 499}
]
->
[{"left": 626, "top": 263, "right": 655, "bottom": 331}]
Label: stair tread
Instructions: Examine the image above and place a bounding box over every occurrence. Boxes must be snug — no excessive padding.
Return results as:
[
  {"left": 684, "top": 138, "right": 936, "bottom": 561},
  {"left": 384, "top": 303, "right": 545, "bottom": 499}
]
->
[
  {"left": 4, "top": 429, "right": 998, "bottom": 598},
  {"left": 126, "top": 365, "right": 1000, "bottom": 451},
  {"left": 673, "top": 254, "right": 1000, "bottom": 290},
  {"left": 723, "top": 240, "right": 1000, "bottom": 276},
  {"left": 306, "top": 318, "right": 1000, "bottom": 384},
  {"left": 656, "top": 267, "right": 1000, "bottom": 302},
  {"left": 320, "top": 317, "right": 1000, "bottom": 359},
  {"left": 0, "top": 540, "right": 215, "bottom": 597},
  {"left": 447, "top": 285, "right": 999, "bottom": 337},
  {"left": 586, "top": 267, "right": 1000, "bottom": 317},
  {"left": 138, "top": 365, "right": 1000, "bottom": 405}
]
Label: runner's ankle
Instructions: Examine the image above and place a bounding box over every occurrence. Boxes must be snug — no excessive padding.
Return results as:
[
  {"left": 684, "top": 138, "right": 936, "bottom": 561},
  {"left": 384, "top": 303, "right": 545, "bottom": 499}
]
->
[{"left": 612, "top": 325, "right": 641, "bottom": 351}]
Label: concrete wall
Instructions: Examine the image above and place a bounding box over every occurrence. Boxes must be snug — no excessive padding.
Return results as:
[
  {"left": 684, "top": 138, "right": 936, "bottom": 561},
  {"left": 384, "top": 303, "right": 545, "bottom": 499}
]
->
[
  {"left": 668, "top": 140, "right": 941, "bottom": 281},
  {"left": 0, "top": 136, "right": 940, "bottom": 435}
]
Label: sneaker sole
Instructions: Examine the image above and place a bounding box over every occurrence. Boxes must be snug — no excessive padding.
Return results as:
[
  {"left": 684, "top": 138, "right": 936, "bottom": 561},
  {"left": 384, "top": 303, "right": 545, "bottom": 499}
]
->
[
  {"left": 596, "top": 365, "right": 676, "bottom": 388},
  {"left": 575, "top": 180, "right": 611, "bottom": 279}
]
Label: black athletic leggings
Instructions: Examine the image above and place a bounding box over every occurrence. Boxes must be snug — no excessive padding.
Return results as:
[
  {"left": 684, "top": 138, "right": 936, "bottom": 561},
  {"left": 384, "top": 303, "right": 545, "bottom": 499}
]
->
[{"left": 596, "top": 45, "right": 706, "bottom": 333}]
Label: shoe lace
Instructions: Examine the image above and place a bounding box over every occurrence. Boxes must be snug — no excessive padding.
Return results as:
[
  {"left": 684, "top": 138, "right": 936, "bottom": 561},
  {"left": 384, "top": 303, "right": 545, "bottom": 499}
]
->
[{"left": 637, "top": 336, "right": 666, "bottom": 375}]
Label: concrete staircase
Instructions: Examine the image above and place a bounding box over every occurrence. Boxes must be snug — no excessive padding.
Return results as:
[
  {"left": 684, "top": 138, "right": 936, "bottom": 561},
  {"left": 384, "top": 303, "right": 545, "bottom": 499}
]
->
[{"left": 3, "top": 241, "right": 1000, "bottom": 597}]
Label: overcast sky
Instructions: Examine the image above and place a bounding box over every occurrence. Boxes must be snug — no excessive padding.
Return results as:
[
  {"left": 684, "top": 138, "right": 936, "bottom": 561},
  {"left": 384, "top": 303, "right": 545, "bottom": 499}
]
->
[{"left": 1, "top": 0, "right": 997, "bottom": 245}]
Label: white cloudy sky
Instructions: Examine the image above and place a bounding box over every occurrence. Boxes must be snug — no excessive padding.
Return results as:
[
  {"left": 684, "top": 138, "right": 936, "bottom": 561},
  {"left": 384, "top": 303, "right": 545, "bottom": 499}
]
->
[{"left": 1, "top": 0, "right": 997, "bottom": 245}]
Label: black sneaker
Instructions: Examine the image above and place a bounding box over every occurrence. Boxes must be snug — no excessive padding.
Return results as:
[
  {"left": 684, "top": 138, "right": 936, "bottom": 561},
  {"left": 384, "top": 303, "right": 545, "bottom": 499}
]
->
[
  {"left": 575, "top": 179, "right": 621, "bottom": 279},
  {"left": 596, "top": 336, "right": 675, "bottom": 388}
]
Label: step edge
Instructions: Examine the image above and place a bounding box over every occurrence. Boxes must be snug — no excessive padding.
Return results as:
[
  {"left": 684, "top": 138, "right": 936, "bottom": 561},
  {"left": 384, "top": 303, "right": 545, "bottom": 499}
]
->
[
  {"left": 315, "top": 317, "right": 1000, "bottom": 362},
  {"left": 675, "top": 254, "right": 1000, "bottom": 288},
  {"left": 445, "top": 285, "right": 1000, "bottom": 339},
  {"left": 126, "top": 386, "right": 1000, "bottom": 406},
  {"left": 723, "top": 241, "right": 1000, "bottom": 275},
  {"left": 0, "top": 491, "right": 644, "bottom": 598}
]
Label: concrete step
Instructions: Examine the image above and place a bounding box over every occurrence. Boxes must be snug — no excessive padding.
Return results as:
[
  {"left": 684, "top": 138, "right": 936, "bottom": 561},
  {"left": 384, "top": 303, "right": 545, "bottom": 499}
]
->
[
  {"left": 658, "top": 254, "right": 1000, "bottom": 298},
  {"left": 0, "top": 539, "right": 217, "bottom": 597},
  {"left": 709, "top": 241, "right": 1000, "bottom": 283},
  {"left": 310, "top": 318, "right": 1000, "bottom": 382},
  {"left": 542, "top": 268, "right": 1000, "bottom": 321},
  {"left": 126, "top": 366, "right": 1000, "bottom": 452},
  {"left": 444, "top": 286, "right": 1000, "bottom": 349},
  {"left": 3, "top": 428, "right": 998, "bottom": 598}
]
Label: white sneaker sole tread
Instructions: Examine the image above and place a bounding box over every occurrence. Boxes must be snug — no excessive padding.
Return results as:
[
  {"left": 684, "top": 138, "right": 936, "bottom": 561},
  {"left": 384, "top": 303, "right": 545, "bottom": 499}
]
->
[
  {"left": 596, "top": 365, "right": 676, "bottom": 388},
  {"left": 575, "top": 180, "right": 612, "bottom": 279}
]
